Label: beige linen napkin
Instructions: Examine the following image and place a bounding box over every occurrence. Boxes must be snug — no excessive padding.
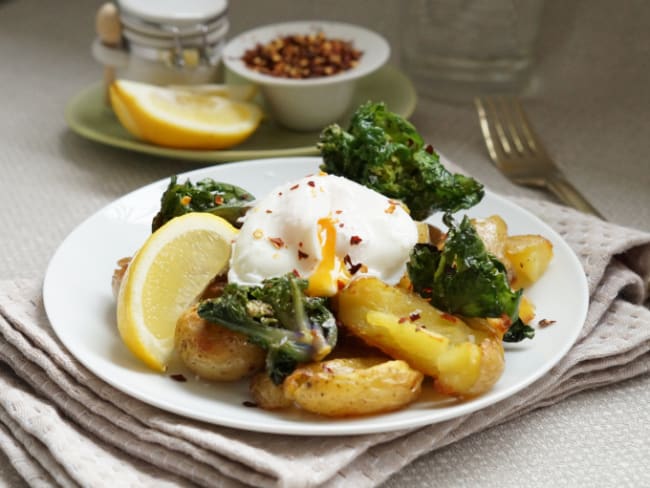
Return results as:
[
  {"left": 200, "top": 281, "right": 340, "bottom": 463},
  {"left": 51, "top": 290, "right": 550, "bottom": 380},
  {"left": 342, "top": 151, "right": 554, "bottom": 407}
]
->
[{"left": 0, "top": 198, "right": 649, "bottom": 488}]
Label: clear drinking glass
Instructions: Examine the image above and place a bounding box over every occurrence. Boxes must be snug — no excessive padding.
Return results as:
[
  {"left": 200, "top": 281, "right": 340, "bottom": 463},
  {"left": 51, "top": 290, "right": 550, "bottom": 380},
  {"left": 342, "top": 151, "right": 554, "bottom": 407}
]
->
[{"left": 400, "top": 0, "right": 545, "bottom": 101}]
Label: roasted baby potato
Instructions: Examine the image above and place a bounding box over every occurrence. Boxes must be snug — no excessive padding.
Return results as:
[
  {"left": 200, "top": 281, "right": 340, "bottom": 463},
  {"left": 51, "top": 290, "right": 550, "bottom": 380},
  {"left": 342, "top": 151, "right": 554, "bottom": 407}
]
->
[
  {"left": 505, "top": 234, "right": 554, "bottom": 289},
  {"left": 175, "top": 305, "right": 265, "bottom": 381},
  {"left": 283, "top": 357, "right": 423, "bottom": 417},
  {"left": 472, "top": 215, "right": 509, "bottom": 265},
  {"left": 250, "top": 372, "right": 292, "bottom": 410},
  {"left": 335, "top": 277, "right": 504, "bottom": 397}
]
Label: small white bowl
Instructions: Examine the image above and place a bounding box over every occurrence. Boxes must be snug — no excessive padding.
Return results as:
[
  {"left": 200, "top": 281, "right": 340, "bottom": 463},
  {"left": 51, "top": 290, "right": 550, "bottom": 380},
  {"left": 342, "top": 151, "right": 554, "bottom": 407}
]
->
[{"left": 222, "top": 21, "right": 390, "bottom": 131}]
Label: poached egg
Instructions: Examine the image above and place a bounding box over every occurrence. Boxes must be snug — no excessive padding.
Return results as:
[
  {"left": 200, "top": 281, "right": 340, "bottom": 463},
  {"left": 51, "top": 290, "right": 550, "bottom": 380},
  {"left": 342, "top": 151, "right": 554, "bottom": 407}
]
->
[{"left": 228, "top": 173, "right": 418, "bottom": 296}]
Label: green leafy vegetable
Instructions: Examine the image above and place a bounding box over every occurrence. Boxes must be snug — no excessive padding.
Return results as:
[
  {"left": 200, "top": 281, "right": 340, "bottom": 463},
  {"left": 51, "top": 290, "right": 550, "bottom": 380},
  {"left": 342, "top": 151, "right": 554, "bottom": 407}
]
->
[
  {"left": 151, "top": 176, "right": 255, "bottom": 232},
  {"left": 503, "top": 319, "right": 535, "bottom": 342},
  {"left": 197, "top": 274, "right": 337, "bottom": 384},
  {"left": 407, "top": 215, "right": 522, "bottom": 321},
  {"left": 318, "top": 102, "right": 484, "bottom": 220}
]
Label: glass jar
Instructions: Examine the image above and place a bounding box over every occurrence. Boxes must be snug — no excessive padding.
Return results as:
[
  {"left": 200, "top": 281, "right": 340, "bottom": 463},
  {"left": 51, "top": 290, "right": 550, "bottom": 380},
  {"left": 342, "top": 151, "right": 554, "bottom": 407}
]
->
[{"left": 93, "top": 0, "right": 229, "bottom": 85}]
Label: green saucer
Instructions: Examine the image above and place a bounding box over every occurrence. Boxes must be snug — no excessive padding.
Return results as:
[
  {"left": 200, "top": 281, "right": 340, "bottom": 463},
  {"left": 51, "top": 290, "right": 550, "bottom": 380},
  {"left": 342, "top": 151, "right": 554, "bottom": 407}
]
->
[{"left": 64, "top": 65, "right": 417, "bottom": 163}]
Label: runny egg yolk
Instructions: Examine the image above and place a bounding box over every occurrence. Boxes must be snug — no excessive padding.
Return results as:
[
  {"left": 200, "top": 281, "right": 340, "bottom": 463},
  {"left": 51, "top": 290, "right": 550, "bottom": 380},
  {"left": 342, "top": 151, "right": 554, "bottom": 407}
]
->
[{"left": 306, "top": 217, "right": 349, "bottom": 297}]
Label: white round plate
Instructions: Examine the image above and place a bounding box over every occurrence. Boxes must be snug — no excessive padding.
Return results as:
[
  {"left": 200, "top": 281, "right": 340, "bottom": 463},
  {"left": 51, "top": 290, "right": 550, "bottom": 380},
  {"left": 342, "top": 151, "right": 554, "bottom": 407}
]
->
[{"left": 43, "top": 157, "right": 588, "bottom": 436}]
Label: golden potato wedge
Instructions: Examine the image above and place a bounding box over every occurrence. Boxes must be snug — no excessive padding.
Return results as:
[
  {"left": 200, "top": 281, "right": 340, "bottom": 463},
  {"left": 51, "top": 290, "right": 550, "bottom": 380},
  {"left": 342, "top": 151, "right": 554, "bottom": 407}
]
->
[
  {"left": 518, "top": 296, "right": 536, "bottom": 325},
  {"left": 505, "top": 234, "right": 554, "bottom": 289},
  {"left": 471, "top": 215, "right": 508, "bottom": 264},
  {"left": 283, "top": 357, "right": 423, "bottom": 417},
  {"left": 335, "top": 277, "right": 504, "bottom": 397},
  {"left": 174, "top": 305, "right": 265, "bottom": 381},
  {"left": 416, "top": 222, "right": 446, "bottom": 246},
  {"left": 250, "top": 372, "right": 292, "bottom": 410}
]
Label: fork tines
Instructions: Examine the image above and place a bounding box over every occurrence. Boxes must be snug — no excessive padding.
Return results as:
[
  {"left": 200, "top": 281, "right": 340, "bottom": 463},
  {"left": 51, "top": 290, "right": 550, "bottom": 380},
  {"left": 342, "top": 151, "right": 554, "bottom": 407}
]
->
[{"left": 474, "top": 96, "right": 548, "bottom": 167}]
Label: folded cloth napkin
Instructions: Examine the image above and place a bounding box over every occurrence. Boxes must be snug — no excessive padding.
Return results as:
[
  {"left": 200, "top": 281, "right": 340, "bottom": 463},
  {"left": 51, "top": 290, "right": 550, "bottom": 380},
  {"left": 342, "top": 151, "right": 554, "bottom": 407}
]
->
[{"left": 0, "top": 198, "right": 649, "bottom": 488}]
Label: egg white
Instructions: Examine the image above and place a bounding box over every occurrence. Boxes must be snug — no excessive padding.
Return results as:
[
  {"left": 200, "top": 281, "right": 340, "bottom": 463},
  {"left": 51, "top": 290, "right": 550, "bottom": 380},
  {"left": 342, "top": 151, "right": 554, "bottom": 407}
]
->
[{"left": 228, "top": 173, "right": 418, "bottom": 296}]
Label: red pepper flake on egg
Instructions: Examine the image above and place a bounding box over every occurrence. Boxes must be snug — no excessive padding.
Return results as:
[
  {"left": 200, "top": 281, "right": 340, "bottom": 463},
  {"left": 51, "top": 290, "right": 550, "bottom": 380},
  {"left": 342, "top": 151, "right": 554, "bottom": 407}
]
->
[
  {"left": 214, "top": 195, "right": 224, "bottom": 205},
  {"left": 343, "top": 254, "right": 363, "bottom": 275},
  {"left": 269, "top": 237, "right": 285, "bottom": 249},
  {"left": 297, "top": 250, "right": 309, "bottom": 260},
  {"left": 350, "top": 235, "right": 362, "bottom": 245}
]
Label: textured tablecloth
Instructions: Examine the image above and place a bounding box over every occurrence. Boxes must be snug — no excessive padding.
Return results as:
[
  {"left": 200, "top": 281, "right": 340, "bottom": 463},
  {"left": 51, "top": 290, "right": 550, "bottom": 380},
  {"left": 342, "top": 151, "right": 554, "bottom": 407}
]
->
[{"left": 1, "top": 0, "right": 649, "bottom": 486}]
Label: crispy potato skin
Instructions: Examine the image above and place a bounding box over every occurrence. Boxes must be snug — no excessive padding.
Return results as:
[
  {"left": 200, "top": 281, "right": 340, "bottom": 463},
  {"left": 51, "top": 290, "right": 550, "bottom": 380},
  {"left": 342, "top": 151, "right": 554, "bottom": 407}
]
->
[
  {"left": 174, "top": 305, "right": 265, "bottom": 381},
  {"left": 250, "top": 372, "right": 292, "bottom": 410},
  {"left": 283, "top": 357, "right": 423, "bottom": 417},
  {"left": 335, "top": 277, "right": 504, "bottom": 397}
]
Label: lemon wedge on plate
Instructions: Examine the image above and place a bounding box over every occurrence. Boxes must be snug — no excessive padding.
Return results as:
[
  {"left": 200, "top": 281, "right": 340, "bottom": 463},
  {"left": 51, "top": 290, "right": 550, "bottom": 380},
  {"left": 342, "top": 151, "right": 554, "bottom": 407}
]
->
[
  {"left": 116, "top": 213, "right": 238, "bottom": 372},
  {"left": 109, "top": 79, "right": 264, "bottom": 149}
]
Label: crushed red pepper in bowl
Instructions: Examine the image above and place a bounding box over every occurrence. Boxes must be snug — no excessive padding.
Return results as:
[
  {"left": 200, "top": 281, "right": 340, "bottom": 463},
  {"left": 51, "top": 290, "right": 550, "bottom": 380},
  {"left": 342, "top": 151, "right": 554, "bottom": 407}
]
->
[{"left": 241, "top": 32, "right": 363, "bottom": 79}]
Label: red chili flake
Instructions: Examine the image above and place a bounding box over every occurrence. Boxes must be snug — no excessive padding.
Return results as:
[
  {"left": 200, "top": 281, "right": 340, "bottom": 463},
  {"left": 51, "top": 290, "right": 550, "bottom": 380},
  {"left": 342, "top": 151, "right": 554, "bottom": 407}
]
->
[
  {"left": 307, "top": 180, "right": 316, "bottom": 187},
  {"left": 214, "top": 195, "right": 224, "bottom": 205},
  {"left": 290, "top": 184, "right": 300, "bottom": 190},
  {"left": 265, "top": 209, "right": 272, "bottom": 213},
  {"left": 298, "top": 241, "right": 303, "bottom": 247},
  {"left": 339, "top": 223, "right": 345, "bottom": 228},
  {"left": 441, "top": 312, "right": 458, "bottom": 323},
  {"left": 425, "top": 144, "right": 434, "bottom": 154},
  {"left": 292, "top": 269, "right": 301, "bottom": 277},
  {"left": 337, "top": 280, "right": 346, "bottom": 290},
  {"left": 278, "top": 191, "right": 283, "bottom": 196},
  {"left": 398, "top": 317, "right": 408, "bottom": 324},
  {"left": 298, "top": 250, "right": 309, "bottom": 260},
  {"left": 269, "top": 237, "right": 285, "bottom": 249},
  {"left": 170, "top": 374, "right": 187, "bottom": 382},
  {"left": 335, "top": 209, "right": 343, "bottom": 214},
  {"left": 343, "top": 254, "right": 362, "bottom": 275},
  {"left": 409, "top": 311, "right": 421, "bottom": 321},
  {"left": 385, "top": 203, "right": 397, "bottom": 214},
  {"left": 350, "top": 235, "right": 362, "bottom": 245},
  {"left": 539, "top": 318, "right": 557, "bottom": 328},
  {"left": 322, "top": 364, "right": 334, "bottom": 373},
  {"left": 242, "top": 401, "right": 258, "bottom": 408},
  {"left": 422, "top": 287, "right": 433, "bottom": 295}
]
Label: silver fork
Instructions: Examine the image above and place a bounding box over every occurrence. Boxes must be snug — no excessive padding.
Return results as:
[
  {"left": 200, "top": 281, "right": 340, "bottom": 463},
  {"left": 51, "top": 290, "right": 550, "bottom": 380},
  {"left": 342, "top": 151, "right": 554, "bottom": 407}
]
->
[{"left": 475, "top": 96, "right": 603, "bottom": 218}]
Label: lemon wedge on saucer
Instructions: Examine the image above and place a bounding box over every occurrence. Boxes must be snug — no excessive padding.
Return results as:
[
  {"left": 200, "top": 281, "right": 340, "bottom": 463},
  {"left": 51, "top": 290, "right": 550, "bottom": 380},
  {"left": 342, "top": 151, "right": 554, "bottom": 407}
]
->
[
  {"left": 116, "top": 213, "right": 238, "bottom": 372},
  {"left": 109, "top": 79, "right": 263, "bottom": 150}
]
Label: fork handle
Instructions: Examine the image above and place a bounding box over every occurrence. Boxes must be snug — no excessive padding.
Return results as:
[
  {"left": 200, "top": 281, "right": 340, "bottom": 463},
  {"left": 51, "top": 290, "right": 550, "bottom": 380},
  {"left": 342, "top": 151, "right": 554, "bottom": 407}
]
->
[{"left": 545, "top": 175, "right": 604, "bottom": 219}]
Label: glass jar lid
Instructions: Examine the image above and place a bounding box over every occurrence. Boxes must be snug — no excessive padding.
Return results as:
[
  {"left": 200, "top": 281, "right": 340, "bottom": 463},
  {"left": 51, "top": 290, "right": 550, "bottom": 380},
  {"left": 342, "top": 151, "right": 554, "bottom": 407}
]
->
[{"left": 118, "top": 0, "right": 228, "bottom": 30}]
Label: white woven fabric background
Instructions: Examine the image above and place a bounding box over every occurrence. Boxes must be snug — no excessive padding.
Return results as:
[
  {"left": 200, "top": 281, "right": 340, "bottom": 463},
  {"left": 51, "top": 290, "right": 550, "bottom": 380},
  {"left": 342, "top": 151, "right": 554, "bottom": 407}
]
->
[{"left": 0, "top": 0, "right": 648, "bottom": 486}]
